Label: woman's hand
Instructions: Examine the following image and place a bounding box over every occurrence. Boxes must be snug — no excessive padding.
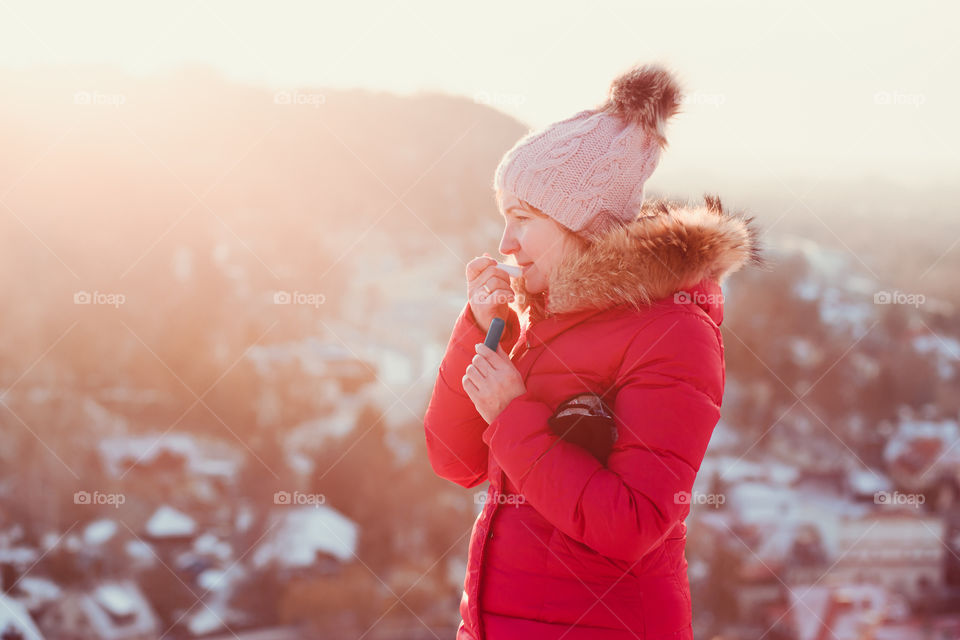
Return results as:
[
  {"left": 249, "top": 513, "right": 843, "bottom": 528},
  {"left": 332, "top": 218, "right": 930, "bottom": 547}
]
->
[
  {"left": 462, "top": 342, "right": 526, "bottom": 424},
  {"left": 466, "top": 252, "right": 515, "bottom": 332}
]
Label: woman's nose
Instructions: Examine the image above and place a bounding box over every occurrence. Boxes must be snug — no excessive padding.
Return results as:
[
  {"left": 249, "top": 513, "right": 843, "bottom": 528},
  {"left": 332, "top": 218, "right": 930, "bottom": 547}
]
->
[
  {"left": 500, "top": 223, "right": 522, "bottom": 253},
  {"left": 499, "top": 239, "right": 519, "bottom": 257},
  {"left": 499, "top": 233, "right": 518, "bottom": 256}
]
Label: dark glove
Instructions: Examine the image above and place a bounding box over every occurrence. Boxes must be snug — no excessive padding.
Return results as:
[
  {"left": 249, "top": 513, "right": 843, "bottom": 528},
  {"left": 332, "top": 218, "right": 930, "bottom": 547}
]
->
[{"left": 548, "top": 393, "right": 618, "bottom": 464}]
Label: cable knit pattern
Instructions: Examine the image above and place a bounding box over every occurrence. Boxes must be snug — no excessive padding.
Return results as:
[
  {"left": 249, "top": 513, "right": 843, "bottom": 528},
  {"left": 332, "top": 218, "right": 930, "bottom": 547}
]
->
[{"left": 493, "top": 64, "right": 682, "bottom": 233}]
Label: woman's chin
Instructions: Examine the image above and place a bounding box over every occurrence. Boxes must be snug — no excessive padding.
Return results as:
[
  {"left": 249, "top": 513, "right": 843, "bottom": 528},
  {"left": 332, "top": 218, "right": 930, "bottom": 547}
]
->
[{"left": 520, "top": 277, "right": 545, "bottom": 296}]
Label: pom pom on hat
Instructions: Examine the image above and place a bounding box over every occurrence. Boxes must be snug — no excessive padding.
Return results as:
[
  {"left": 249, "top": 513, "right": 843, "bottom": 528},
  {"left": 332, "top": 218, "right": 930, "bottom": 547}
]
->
[{"left": 596, "top": 64, "right": 682, "bottom": 148}]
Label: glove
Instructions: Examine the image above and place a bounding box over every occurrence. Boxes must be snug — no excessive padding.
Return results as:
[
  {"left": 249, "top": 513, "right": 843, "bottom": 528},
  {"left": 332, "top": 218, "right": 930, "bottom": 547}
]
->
[{"left": 547, "top": 393, "right": 618, "bottom": 464}]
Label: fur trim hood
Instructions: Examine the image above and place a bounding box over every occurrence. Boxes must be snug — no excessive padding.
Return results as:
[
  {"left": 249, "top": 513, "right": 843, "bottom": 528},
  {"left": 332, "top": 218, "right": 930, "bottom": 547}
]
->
[{"left": 510, "top": 195, "right": 765, "bottom": 324}]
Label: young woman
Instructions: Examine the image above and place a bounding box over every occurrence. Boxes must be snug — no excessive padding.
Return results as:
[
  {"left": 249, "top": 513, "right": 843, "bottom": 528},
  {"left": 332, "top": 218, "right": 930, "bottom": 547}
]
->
[{"left": 424, "top": 63, "right": 763, "bottom": 640}]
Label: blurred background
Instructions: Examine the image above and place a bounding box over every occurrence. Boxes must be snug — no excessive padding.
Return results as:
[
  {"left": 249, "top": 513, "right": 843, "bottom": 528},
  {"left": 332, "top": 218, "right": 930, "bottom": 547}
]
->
[{"left": 0, "top": 1, "right": 958, "bottom": 638}]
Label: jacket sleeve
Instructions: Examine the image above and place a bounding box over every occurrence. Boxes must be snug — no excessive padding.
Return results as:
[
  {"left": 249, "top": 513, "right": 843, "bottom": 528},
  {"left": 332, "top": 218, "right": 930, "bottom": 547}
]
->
[
  {"left": 481, "top": 310, "right": 724, "bottom": 562},
  {"left": 424, "top": 301, "right": 522, "bottom": 488}
]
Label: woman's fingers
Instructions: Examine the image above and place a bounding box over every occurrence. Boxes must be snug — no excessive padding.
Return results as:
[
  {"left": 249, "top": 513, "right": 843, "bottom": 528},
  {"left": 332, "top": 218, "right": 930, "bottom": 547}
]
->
[
  {"left": 466, "top": 256, "right": 497, "bottom": 281},
  {"left": 475, "top": 343, "right": 505, "bottom": 371},
  {"left": 469, "top": 263, "right": 510, "bottom": 290},
  {"left": 479, "top": 286, "right": 514, "bottom": 306},
  {"left": 470, "top": 352, "right": 494, "bottom": 377},
  {"left": 465, "top": 363, "right": 484, "bottom": 383},
  {"left": 462, "top": 372, "right": 481, "bottom": 397}
]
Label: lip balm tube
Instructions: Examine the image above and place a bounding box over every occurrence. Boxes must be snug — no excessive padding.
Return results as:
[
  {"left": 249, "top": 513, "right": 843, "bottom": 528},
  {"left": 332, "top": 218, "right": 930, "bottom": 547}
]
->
[
  {"left": 484, "top": 317, "right": 506, "bottom": 351},
  {"left": 494, "top": 262, "right": 522, "bottom": 277}
]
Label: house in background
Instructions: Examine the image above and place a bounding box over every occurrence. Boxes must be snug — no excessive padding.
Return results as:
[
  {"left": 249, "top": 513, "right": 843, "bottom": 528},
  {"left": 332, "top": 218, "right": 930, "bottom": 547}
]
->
[
  {"left": 829, "top": 508, "right": 943, "bottom": 601},
  {"left": 252, "top": 505, "right": 358, "bottom": 580},
  {"left": 0, "top": 592, "right": 45, "bottom": 640},
  {"left": 37, "top": 579, "right": 159, "bottom": 640}
]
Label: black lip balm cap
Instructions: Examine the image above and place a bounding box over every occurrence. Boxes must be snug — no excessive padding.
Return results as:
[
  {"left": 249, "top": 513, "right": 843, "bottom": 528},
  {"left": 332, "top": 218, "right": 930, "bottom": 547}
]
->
[{"left": 483, "top": 317, "right": 506, "bottom": 351}]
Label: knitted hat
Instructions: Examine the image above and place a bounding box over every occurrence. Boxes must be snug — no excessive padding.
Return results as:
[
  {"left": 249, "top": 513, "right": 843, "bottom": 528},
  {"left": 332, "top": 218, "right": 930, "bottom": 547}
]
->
[{"left": 493, "top": 64, "right": 682, "bottom": 238}]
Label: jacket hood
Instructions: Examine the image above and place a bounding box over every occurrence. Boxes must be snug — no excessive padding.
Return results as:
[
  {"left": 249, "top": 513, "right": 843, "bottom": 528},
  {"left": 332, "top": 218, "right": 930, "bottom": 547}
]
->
[{"left": 510, "top": 195, "right": 765, "bottom": 324}]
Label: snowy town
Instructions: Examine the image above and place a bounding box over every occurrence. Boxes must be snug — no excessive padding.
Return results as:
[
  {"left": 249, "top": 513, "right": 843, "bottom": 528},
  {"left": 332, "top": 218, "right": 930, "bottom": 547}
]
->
[
  {"left": 2, "top": 13, "right": 959, "bottom": 638},
  {"left": 2, "top": 214, "right": 960, "bottom": 638}
]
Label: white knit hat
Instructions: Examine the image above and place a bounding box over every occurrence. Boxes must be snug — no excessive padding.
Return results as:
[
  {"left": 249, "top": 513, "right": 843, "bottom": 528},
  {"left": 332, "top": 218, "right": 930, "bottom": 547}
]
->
[{"left": 493, "top": 64, "right": 682, "bottom": 237}]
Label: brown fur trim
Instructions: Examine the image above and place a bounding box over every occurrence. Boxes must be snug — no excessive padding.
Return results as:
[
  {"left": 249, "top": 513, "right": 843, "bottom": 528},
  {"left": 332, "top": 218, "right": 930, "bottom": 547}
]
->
[{"left": 509, "top": 195, "right": 765, "bottom": 324}]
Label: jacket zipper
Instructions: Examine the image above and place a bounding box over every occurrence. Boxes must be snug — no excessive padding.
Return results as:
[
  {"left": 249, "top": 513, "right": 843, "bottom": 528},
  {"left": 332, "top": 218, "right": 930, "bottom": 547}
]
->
[{"left": 475, "top": 337, "right": 531, "bottom": 639}]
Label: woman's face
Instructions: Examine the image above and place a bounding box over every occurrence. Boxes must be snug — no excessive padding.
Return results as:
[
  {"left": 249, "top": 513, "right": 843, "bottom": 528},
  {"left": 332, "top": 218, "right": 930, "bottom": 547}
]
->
[{"left": 497, "top": 189, "right": 579, "bottom": 295}]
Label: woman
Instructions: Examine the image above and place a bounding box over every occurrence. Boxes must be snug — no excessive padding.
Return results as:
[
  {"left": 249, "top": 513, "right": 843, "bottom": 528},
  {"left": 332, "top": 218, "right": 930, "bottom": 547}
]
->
[{"left": 424, "top": 63, "right": 763, "bottom": 639}]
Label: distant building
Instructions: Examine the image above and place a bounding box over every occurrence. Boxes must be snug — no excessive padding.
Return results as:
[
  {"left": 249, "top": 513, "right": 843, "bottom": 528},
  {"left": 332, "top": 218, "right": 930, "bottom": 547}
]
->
[
  {"left": 788, "top": 583, "right": 921, "bottom": 640},
  {"left": 884, "top": 417, "right": 960, "bottom": 494},
  {"left": 37, "top": 580, "right": 159, "bottom": 640},
  {"left": 98, "top": 433, "right": 243, "bottom": 483},
  {"left": 828, "top": 509, "right": 943, "bottom": 600},
  {"left": 252, "top": 505, "right": 358, "bottom": 579},
  {"left": 0, "top": 593, "right": 45, "bottom": 640}
]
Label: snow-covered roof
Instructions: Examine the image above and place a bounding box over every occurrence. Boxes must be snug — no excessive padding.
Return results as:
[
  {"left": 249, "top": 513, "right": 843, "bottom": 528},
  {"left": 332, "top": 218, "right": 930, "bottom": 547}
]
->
[
  {"left": 193, "top": 533, "right": 232, "bottom": 562},
  {"left": 15, "top": 576, "right": 61, "bottom": 602},
  {"left": 83, "top": 519, "right": 118, "bottom": 546},
  {"left": 705, "top": 419, "right": 742, "bottom": 452},
  {"left": 184, "top": 564, "right": 247, "bottom": 636},
  {"left": 883, "top": 418, "right": 960, "bottom": 485},
  {"left": 912, "top": 333, "right": 960, "bottom": 380},
  {"left": 98, "top": 432, "right": 242, "bottom": 480},
  {"left": 197, "top": 569, "right": 227, "bottom": 592},
  {"left": 75, "top": 580, "right": 159, "bottom": 638},
  {"left": 773, "top": 234, "right": 878, "bottom": 335},
  {"left": 847, "top": 468, "right": 893, "bottom": 496},
  {"left": 0, "top": 593, "right": 45, "bottom": 640},
  {"left": 717, "top": 476, "right": 872, "bottom": 562},
  {"left": 285, "top": 403, "right": 361, "bottom": 452},
  {"left": 727, "top": 482, "right": 795, "bottom": 524},
  {"left": 13, "top": 576, "right": 61, "bottom": 615},
  {"left": 0, "top": 546, "right": 39, "bottom": 565},
  {"left": 707, "top": 455, "right": 801, "bottom": 486},
  {"left": 187, "top": 605, "right": 228, "bottom": 636},
  {"left": 253, "top": 505, "right": 358, "bottom": 569},
  {"left": 95, "top": 584, "right": 136, "bottom": 617},
  {"left": 789, "top": 584, "right": 910, "bottom": 640},
  {"left": 789, "top": 336, "right": 823, "bottom": 367},
  {"left": 145, "top": 505, "right": 196, "bottom": 538},
  {"left": 124, "top": 539, "right": 157, "bottom": 567}
]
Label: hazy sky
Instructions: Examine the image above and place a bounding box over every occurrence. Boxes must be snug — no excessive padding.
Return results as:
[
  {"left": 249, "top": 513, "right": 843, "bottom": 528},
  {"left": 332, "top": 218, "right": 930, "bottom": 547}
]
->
[{"left": 1, "top": 0, "right": 956, "bottom": 189}]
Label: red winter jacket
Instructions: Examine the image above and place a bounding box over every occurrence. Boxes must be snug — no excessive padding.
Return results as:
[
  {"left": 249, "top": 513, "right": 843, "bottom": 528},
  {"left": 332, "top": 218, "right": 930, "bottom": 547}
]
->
[{"left": 424, "top": 197, "right": 761, "bottom": 639}]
